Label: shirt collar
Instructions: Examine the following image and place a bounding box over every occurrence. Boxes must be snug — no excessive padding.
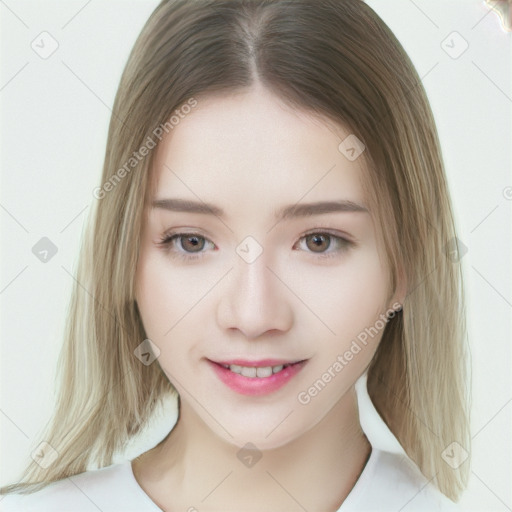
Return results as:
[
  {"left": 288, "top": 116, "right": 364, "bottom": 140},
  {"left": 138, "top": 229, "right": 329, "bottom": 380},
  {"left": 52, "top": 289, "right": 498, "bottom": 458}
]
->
[{"left": 355, "top": 371, "right": 406, "bottom": 455}]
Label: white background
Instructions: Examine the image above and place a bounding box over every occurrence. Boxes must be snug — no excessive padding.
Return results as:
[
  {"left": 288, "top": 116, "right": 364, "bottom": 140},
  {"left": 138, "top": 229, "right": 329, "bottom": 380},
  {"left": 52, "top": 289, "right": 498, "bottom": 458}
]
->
[{"left": 1, "top": 1, "right": 511, "bottom": 510}]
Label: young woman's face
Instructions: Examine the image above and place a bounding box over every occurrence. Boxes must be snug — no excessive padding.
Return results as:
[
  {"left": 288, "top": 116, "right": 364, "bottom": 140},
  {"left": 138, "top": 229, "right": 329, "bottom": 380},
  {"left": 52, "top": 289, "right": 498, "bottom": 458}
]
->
[{"left": 136, "top": 85, "right": 401, "bottom": 449}]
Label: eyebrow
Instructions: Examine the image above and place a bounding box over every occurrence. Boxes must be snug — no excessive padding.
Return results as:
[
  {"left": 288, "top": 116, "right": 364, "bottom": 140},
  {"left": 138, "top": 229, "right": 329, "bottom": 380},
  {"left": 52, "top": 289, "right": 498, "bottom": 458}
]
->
[{"left": 151, "top": 197, "right": 369, "bottom": 220}]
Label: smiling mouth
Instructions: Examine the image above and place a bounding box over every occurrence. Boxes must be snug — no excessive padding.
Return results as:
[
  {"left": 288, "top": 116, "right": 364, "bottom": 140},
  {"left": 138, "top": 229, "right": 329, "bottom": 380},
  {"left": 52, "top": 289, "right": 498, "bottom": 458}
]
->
[
  {"left": 218, "top": 362, "right": 297, "bottom": 378},
  {"left": 210, "top": 359, "right": 307, "bottom": 379},
  {"left": 208, "top": 359, "right": 308, "bottom": 396}
]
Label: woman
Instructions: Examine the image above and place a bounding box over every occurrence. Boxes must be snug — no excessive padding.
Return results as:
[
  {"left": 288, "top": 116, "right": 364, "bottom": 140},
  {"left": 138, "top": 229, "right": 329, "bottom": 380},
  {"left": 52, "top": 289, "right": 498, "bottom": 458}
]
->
[{"left": 0, "top": 0, "right": 470, "bottom": 510}]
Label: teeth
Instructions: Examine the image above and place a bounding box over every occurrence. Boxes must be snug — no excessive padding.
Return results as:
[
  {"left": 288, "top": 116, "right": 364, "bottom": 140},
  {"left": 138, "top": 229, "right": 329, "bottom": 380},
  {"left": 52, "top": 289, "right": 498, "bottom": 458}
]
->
[
  {"left": 228, "top": 364, "right": 288, "bottom": 378},
  {"left": 240, "top": 366, "right": 257, "bottom": 378},
  {"left": 256, "top": 367, "right": 272, "bottom": 378}
]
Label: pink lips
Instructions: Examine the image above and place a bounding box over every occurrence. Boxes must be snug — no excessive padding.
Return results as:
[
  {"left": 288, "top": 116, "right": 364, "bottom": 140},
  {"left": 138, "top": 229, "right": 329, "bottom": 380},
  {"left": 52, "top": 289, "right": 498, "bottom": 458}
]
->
[{"left": 208, "top": 358, "right": 307, "bottom": 396}]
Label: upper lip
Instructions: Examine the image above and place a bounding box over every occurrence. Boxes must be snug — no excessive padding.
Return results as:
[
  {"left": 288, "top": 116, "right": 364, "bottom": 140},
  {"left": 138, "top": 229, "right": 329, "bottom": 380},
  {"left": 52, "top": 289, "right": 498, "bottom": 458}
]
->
[{"left": 209, "top": 358, "right": 306, "bottom": 367}]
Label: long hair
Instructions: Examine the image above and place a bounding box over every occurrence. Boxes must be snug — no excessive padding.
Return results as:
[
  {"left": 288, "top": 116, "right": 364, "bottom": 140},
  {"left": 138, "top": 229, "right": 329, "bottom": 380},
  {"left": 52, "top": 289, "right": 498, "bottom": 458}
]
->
[{"left": 1, "top": 0, "right": 470, "bottom": 501}]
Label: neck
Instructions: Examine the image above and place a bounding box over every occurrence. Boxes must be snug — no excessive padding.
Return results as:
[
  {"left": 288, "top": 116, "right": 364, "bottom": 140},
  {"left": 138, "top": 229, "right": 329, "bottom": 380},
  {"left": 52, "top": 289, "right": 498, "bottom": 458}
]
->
[{"left": 134, "top": 386, "right": 371, "bottom": 511}]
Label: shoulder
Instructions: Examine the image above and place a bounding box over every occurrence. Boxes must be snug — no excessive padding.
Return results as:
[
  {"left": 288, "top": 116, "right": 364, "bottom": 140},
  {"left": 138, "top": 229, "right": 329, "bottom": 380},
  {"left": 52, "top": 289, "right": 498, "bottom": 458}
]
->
[
  {"left": 0, "top": 461, "right": 158, "bottom": 512},
  {"left": 346, "top": 449, "right": 461, "bottom": 511}
]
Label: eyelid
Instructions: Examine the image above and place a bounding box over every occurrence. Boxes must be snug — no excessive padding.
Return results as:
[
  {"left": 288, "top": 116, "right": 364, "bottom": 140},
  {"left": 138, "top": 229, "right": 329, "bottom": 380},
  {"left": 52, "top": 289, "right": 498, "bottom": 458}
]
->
[
  {"left": 301, "top": 227, "right": 356, "bottom": 243},
  {"left": 159, "top": 227, "right": 355, "bottom": 244}
]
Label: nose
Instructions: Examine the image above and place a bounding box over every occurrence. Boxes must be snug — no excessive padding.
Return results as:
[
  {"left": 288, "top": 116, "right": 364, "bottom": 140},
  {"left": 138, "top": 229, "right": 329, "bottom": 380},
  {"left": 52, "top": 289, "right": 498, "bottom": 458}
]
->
[{"left": 216, "top": 253, "right": 294, "bottom": 339}]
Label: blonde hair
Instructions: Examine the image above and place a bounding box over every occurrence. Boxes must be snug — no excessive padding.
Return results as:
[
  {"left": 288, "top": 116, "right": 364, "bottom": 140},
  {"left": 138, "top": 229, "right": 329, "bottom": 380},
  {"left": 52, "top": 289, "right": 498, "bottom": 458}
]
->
[{"left": 1, "top": 0, "right": 470, "bottom": 501}]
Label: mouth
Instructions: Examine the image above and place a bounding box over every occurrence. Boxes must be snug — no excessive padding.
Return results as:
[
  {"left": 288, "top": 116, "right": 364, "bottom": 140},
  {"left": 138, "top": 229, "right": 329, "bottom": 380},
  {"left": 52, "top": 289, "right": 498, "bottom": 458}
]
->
[
  {"left": 214, "top": 360, "right": 303, "bottom": 378},
  {"left": 207, "top": 358, "right": 308, "bottom": 396}
]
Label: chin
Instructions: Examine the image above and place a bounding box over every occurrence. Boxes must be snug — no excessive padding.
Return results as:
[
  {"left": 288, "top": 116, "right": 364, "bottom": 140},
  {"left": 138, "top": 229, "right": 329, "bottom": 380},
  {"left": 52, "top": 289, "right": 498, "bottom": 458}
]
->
[{"left": 207, "top": 414, "right": 315, "bottom": 452}]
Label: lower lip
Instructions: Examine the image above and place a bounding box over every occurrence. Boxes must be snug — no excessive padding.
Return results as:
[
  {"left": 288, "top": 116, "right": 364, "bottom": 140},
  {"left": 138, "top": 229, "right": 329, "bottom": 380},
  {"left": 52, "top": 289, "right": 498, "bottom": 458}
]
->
[{"left": 208, "top": 360, "right": 307, "bottom": 396}]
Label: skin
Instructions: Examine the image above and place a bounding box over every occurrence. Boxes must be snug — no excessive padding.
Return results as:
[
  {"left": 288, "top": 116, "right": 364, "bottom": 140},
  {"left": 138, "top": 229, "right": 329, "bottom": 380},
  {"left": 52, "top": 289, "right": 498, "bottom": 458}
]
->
[{"left": 133, "top": 82, "right": 405, "bottom": 511}]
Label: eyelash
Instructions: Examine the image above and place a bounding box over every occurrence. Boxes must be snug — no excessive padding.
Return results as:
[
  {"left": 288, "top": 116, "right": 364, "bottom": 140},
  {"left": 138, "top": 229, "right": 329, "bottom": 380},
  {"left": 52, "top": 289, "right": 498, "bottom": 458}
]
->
[{"left": 157, "top": 229, "right": 354, "bottom": 262}]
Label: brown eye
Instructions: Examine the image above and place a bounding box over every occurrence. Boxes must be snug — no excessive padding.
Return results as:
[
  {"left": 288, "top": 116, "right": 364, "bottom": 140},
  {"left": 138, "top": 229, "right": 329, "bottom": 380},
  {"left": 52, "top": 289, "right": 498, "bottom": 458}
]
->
[
  {"left": 305, "top": 233, "right": 331, "bottom": 253},
  {"left": 157, "top": 231, "right": 216, "bottom": 261},
  {"left": 179, "top": 235, "right": 206, "bottom": 253},
  {"left": 294, "top": 231, "right": 353, "bottom": 260}
]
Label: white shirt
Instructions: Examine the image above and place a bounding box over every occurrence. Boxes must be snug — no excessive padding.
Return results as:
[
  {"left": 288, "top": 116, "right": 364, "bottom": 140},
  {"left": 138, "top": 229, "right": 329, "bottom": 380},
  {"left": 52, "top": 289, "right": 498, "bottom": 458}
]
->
[{"left": 1, "top": 373, "right": 461, "bottom": 511}]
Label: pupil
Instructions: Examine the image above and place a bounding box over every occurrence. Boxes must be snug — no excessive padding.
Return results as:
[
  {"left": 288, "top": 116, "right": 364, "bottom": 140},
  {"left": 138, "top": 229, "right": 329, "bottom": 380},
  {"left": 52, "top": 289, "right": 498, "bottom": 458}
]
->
[
  {"left": 308, "top": 234, "right": 330, "bottom": 252},
  {"left": 183, "top": 236, "right": 203, "bottom": 252}
]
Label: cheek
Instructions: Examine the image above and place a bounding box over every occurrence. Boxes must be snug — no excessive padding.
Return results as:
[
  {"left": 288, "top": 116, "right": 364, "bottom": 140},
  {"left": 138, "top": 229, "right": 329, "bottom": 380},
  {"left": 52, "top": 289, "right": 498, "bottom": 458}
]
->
[
  {"left": 286, "top": 247, "right": 390, "bottom": 340},
  {"left": 135, "top": 251, "right": 186, "bottom": 344},
  {"left": 290, "top": 251, "right": 389, "bottom": 401},
  {"left": 135, "top": 250, "right": 220, "bottom": 361}
]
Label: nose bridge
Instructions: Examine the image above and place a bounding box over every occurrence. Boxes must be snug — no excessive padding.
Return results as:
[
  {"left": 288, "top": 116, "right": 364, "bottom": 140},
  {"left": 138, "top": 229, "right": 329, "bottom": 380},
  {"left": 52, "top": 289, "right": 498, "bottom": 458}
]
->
[
  {"left": 216, "top": 247, "right": 293, "bottom": 338},
  {"left": 239, "top": 254, "right": 273, "bottom": 302}
]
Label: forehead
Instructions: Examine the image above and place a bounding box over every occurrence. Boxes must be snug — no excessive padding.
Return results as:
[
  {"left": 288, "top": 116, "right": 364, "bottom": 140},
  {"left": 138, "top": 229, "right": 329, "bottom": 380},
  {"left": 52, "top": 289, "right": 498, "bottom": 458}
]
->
[{"left": 149, "top": 86, "right": 370, "bottom": 216}]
